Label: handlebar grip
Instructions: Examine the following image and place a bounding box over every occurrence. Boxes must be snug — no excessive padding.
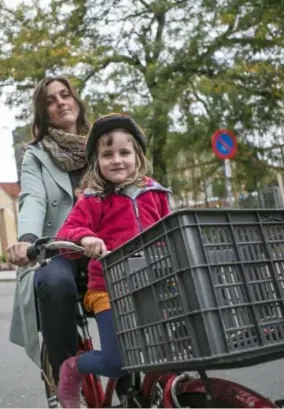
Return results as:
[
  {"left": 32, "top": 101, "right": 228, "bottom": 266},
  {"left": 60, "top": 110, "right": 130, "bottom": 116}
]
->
[{"left": 27, "top": 246, "right": 39, "bottom": 261}]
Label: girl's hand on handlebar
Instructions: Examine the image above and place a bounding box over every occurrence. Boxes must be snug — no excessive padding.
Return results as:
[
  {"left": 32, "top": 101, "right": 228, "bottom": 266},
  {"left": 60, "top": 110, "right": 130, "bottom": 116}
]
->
[
  {"left": 80, "top": 236, "right": 108, "bottom": 258},
  {"left": 6, "top": 242, "right": 32, "bottom": 266}
]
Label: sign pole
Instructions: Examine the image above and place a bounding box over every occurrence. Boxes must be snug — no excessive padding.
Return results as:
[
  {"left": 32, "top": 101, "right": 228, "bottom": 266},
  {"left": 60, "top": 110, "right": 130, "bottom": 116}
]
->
[{"left": 224, "top": 159, "right": 233, "bottom": 207}]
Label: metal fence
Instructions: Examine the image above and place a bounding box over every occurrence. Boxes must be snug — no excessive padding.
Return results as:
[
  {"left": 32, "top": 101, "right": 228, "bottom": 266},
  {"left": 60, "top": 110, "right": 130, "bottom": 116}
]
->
[
  {"left": 171, "top": 186, "right": 284, "bottom": 210},
  {"left": 238, "top": 186, "right": 283, "bottom": 209}
]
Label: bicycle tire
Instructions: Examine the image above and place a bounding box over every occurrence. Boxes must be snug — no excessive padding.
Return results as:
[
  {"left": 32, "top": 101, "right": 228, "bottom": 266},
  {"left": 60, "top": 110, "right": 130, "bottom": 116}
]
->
[
  {"left": 168, "top": 376, "right": 278, "bottom": 408},
  {"left": 176, "top": 392, "right": 234, "bottom": 408}
]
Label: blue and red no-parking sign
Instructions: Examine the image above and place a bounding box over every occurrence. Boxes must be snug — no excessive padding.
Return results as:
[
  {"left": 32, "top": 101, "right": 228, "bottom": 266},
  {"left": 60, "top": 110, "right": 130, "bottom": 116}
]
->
[{"left": 211, "top": 129, "right": 237, "bottom": 160}]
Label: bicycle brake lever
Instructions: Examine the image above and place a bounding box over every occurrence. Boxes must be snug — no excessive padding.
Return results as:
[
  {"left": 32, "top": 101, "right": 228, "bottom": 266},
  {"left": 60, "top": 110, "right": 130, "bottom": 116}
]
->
[{"left": 35, "top": 236, "right": 51, "bottom": 246}]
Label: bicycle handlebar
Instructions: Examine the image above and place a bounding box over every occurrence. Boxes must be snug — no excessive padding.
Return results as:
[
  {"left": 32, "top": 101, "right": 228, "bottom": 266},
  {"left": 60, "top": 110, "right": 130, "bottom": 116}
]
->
[
  {"left": 26, "top": 236, "right": 139, "bottom": 270},
  {"left": 45, "top": 240, "right": 85, "bottom": 252},
  {"left": 26, "top": 245, "right": 39, "bottom": 261},
  {"left": 26, "top": 236, "right": 85, "bottom": 263}
]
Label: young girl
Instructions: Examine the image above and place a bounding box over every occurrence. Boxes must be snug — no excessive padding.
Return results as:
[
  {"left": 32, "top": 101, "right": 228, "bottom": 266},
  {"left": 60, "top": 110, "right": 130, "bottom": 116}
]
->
[{"left": 56, "top": 113, "right": 171, "bottom": 408}]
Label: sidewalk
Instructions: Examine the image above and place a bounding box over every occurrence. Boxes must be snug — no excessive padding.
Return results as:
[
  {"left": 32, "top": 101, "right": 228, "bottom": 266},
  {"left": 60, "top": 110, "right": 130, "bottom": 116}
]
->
[{"left": 0, "top": 270, "right": 17, "bottom": 281}]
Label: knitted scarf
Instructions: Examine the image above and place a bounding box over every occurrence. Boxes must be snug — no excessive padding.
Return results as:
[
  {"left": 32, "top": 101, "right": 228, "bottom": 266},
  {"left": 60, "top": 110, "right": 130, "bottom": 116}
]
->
[{"left": 41, "top": 127, "right": 87, "bottom": 172}]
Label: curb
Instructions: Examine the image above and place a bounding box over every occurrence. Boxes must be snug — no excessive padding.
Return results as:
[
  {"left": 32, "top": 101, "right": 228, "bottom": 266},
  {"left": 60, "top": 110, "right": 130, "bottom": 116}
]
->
[{"left": 0, "top": 271, "right": 17, "bottom": 282}]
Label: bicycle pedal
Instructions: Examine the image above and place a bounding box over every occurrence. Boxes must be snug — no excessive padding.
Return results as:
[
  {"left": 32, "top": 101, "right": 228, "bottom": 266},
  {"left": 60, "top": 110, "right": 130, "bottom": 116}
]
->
[{"left": 47, "top": 395, "right": 58, "bottom": 408}]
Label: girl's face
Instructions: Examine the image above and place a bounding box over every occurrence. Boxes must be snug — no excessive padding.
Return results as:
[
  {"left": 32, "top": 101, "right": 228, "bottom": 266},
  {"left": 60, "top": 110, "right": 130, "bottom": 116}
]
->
[
  {"left": 45, "top": 80, "right": 80, "bottom": 133},
  {"left": 97, "top": 130, "right": 136, "bottom": 184}
]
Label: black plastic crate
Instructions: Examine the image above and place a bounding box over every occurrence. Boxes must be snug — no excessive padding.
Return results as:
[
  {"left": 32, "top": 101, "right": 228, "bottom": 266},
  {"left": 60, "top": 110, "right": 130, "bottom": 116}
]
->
[{"left": 102, "top": 209, "right": 284, "bottom": 373}]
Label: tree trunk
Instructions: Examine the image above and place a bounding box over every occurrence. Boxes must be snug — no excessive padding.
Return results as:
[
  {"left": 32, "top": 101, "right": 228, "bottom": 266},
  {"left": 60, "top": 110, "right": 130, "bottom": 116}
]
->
[{"left": 150, "top": 104, "right": 169, "bottom": 186}]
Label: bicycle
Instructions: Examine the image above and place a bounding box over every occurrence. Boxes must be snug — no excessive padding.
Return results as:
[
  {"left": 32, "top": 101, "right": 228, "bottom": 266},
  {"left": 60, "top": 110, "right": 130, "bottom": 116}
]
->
[
  {"left": 27, "top": 207, "right": 284, "bottom": 407},
  {"left": 28, "top": 237, "right": 167, "bottom": 408}
]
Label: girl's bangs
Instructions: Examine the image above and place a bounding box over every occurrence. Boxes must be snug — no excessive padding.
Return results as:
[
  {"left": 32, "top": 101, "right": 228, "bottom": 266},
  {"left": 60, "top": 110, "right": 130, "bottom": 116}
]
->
[
  {"left": 98, "top": 130, "right": 133, "bottom": 150},
  {"left": 98, "top": 133, "right": 113, "bottom": 149}
]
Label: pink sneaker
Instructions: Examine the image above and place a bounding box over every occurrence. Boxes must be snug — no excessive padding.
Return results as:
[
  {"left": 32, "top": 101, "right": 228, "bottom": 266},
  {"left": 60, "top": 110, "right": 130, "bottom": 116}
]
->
[{"left": 57, "top": 356, "right": 84, "bottom": 408}]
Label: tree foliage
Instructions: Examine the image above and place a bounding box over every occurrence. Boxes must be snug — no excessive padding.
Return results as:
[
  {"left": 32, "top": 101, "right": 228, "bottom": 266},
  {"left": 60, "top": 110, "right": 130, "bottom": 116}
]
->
[{"left": 0, "top": 0, "right": 283, "bottom": 189}]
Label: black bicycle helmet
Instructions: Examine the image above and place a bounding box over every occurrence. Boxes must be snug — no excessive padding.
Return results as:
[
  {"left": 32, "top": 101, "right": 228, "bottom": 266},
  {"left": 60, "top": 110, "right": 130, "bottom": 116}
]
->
[{"left": 85, "top": 113, "right": 147, "bottom": 163}]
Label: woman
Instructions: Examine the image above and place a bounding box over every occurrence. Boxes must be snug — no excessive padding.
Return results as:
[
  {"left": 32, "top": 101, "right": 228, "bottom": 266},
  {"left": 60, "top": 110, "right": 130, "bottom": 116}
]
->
[{"left": 7, "top": 76, "right": 89, "bottom": 385}]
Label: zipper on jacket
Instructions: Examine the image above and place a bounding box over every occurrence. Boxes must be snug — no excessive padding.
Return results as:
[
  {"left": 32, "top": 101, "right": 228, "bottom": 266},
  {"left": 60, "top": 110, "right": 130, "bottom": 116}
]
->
[{"left": 132, "top": 198, "right": 143, "bottom": 232}]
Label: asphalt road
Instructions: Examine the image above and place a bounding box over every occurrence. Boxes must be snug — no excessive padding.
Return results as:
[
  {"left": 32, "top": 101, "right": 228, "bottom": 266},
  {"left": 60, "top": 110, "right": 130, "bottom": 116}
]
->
[
  {"left": 0, "top": 281, "right": 105, "bottom": 408},
  {"left": 1, "top": 281, "right": 284, "bottom": 408}
]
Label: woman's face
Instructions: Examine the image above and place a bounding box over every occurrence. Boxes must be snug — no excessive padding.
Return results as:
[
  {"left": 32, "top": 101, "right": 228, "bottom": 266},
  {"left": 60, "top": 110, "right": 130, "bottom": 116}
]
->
[{"left": 45, "top": 80, "right": 80, "bottom": 133}]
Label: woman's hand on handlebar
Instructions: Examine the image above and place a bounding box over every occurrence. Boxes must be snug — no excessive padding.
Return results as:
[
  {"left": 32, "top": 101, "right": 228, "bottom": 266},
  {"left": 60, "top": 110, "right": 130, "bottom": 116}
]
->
[
  {"left": 6, "top": 242, "right": 33, "bottom": 266},
  {"left": 80, "top": 236, "right": 108, "bottom": 258}
]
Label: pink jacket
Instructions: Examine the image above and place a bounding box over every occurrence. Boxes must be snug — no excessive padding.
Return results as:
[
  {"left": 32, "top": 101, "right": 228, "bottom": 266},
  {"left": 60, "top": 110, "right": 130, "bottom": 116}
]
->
[{"left": 56, "top": 177, "right": 171, "bottom": 290}]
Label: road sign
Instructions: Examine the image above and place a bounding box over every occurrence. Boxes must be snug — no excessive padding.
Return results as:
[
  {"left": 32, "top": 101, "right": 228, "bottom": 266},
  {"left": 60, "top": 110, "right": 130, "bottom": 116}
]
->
[{"left": 211, "top": 129, "right": 237, "bottom": 160}]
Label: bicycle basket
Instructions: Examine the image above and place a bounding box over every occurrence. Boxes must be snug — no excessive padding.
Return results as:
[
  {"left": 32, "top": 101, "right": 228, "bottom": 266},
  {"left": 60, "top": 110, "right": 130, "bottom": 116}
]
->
[{"left": 102, "top": 209, "right": 284, "bottom": 372}]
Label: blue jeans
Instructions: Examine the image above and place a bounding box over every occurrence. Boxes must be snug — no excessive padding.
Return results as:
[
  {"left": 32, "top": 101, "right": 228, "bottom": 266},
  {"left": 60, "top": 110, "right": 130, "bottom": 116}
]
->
[
  {"left": 34, "top": 256, "right": 78, "bottom": 383},
  {"left": 77, "top": 309, "right": 124, "bottom": 378}
]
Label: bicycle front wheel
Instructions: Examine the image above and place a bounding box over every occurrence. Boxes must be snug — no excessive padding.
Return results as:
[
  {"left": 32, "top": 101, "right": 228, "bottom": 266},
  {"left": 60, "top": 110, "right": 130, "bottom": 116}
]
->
[{"left": 175, "top": 392, "right": 234, "bottom": 408}]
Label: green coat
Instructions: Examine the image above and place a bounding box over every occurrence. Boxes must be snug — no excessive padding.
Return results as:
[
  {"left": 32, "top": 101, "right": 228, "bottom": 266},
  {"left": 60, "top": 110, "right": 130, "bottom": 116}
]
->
[{"left": 9, "top": 143, "right": 74, "bottom": 367}]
